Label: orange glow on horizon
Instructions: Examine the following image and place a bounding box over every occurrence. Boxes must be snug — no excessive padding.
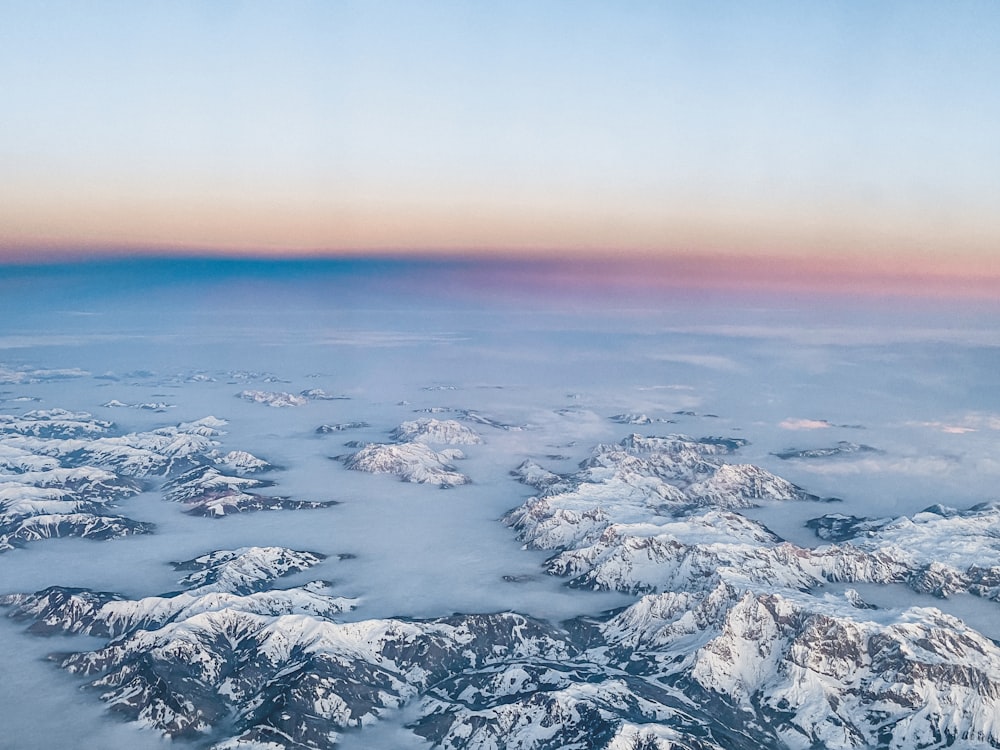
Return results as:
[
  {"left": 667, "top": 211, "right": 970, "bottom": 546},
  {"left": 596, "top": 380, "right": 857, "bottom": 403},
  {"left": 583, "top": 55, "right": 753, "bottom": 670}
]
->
[
  {"left": 2, "top": 185, "right": 997, "bottom": 301},
  {"left": 1, "top": 241, "right": 997, "bottom": 302}
]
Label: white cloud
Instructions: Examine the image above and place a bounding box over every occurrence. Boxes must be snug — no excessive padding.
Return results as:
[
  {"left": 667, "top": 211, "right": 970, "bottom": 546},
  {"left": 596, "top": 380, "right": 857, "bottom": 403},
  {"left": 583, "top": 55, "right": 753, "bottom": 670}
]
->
[
  {"left": 779, "top": 418, "right": 831, "bottom": 430},
  {"left": 636, "top": 384, "right": 695, "bottom": 391},
  {"left": 909, "top": 414, "right": 1000, "bottom": 434}
]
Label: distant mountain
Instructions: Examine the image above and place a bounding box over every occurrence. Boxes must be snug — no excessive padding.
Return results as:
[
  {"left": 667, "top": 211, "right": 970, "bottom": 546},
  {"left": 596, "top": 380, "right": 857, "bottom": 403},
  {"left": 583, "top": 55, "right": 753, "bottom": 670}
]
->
[
  {"left": 1, "top": 409, "right": 334, "bottom": 550},
  {"left": 344, "top": 441, "right": 470, "bottom": 487},
  {"left": 238, "top": 389, "right": 309, "bottom": 407},
  {"left": 390, "top": 417, "right": 483, "bottom": 445},
  {"left": 774, "top": 441, "right": 881, "bottom": 460}
]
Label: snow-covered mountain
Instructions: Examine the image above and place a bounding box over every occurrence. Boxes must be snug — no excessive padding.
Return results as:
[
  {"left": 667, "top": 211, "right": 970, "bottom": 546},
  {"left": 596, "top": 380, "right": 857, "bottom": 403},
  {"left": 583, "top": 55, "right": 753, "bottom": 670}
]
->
[
  {"left": 7, "top": 411, "right": 1000, "bottom": 750},
  {"left": 503, "top": 435, "right": 831, "bottom": 593},
  {"left": 316, "top": 421, "right": 370, "bottom": 433},
  {"left": 3, "top": 547, "right": 572, "bottom": 748},
  {"left": 610, "top": 413, "right": 654, "bottom": 424},
  {"left": 599, "top": 583, "right": 1000, "bottom": 750},
  {"left": 341, "top": 418, "right": 479, "bottom": 486},
  {"left": 344, "top": 442, "right": 469, "bottom": 487},
  {"left": 213, "top": 449, "right": 274, "bottom": 474},
  {"left": 0, "top": 409, "right": 332, "bottom": 548},
  {"left": 774, "top": 442, "right": 881, "bottom": 460},
  {"left": 238, "top": 390, "right": 310, "bottom": 407},
  {"left": 8, "top": 541, "right": 1000, "bottom": 750},
  {"left": 390, "top": 418, "right": 483, "bottom": 445},
  {"left": 164, "top": 464, "right": 335, "bottom": 516},
  {"left": 811, "top": 502, "right": 1000, "bottom": 601}
]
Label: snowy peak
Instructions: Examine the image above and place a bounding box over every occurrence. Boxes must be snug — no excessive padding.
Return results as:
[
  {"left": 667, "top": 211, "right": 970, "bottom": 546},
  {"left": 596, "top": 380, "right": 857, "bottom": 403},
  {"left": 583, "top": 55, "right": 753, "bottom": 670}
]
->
[
  {"left": 344, "top": 442, "right": 469, "bottom": 487},
  {"left": 172, "top": 546, "right": 328, "bottom": 594},
  {"left": 163, "top": 464, "right": 334, "bottom": 517},
  {"left": 0, "top": 408, "right": 329, "bottom": 550},
  {"left": 4, "top": 560, "right": 576, "bottom": 750},
  {"left": 809, "top": 501, "right": 1000, "bottom": 602},
  {"left": 390, "top": 418, "right": 483, "bottom": 445},
  {"left": 213, "top": 449, "right": 274, "bottom": 474},
  {"left": 685, "top": 462, "right": 818, "bottom": 507},
  {"left": 237, "top": 390, "right": 309, "bottom": 407},
  {"left": 505, "top": 434, "right": 823, "bottom": 592},
  {"left": 0, "top": 409, "right": 112, "bottom": 439}
]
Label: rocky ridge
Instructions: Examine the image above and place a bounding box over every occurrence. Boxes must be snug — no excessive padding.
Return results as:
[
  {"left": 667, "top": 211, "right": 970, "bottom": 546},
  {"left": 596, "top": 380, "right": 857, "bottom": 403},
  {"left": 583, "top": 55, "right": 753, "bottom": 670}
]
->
[
  {"left": 0, "top": 409, "right": 333, "bottom": 548},
  {"left": 340, "top": 418, "right": 482, "bottom": 487},
  {"left": 6, "top": 422, "right": 1000, "bottom": 749}
]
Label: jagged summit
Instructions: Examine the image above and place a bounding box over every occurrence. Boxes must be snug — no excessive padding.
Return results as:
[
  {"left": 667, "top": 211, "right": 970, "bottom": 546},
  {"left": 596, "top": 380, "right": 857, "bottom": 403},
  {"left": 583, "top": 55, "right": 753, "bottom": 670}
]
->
[{"left": 4, "top": 391, "right": 1000, "bottom": 749}]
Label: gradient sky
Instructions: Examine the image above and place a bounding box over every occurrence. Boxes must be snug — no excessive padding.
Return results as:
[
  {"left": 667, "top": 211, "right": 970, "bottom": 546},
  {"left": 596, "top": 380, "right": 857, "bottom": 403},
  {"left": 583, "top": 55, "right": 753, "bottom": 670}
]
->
[{"left": 1, "top": 1, "right": 998, "bottom": 286}]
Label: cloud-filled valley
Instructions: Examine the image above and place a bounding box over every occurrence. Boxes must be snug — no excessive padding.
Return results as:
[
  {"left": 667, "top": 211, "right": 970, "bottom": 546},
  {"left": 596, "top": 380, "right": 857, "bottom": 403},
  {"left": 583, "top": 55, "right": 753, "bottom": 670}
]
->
[{"left": 2, "top": 266, "right": 1000, "bottom": 749}]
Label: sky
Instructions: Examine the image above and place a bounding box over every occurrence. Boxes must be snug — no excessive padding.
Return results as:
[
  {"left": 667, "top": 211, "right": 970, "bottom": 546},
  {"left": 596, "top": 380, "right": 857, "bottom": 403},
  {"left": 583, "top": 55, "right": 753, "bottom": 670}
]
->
[{"left": 1, "top": 1, "right": 998, "bottom": 293}]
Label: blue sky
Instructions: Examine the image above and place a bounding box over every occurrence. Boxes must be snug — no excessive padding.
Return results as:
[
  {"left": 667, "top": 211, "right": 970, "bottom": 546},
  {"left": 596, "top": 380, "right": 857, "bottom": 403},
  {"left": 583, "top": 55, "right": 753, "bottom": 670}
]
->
[{"left": 1, "top": 1, "right": 998, "bottom": 283}]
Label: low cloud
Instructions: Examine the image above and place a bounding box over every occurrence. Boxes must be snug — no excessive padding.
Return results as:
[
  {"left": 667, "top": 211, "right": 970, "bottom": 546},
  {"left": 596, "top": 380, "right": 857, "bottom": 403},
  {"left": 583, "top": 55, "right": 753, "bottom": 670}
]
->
[
  {"left": 779, "top": 418, "right": 832, "bottom": 430},
  {"left": 909, "top": 413, "right": 1000, "bottom": 434},
  {"left": 798, "top": 455, "right": 961, "bottom": 476}
]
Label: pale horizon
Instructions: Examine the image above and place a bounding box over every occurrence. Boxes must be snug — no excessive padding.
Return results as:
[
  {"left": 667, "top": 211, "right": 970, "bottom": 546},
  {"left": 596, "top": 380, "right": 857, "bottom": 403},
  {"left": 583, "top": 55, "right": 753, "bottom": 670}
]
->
[{"left": 2, "top": 1, "right": 998, "bottom": 296}]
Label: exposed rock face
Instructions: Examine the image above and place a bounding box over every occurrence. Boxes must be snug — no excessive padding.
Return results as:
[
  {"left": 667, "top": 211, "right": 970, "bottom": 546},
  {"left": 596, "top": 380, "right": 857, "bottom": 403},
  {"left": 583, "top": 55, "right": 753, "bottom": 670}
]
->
[
  {"left": 808, "top": 502, "right": 1000, "bottom": 602},
  {"left": 595, "top": 584, "right": 1000, "bottom": 750},
  {"left": 3, "top": 547, "right": 575, "bottom": 749},
  {"left": 7, "top": 422, "right": 1000, "bottom": 750},
  {"left": 11, "top": 558, "right": 999, "bottom": 750},
  {"left": 2, "top": 546, "right": 350, "bottom": 639},
  {"left": 0, "top": 513, "right": 153, "bottom": 551},
  {"left": 1, "top": 411, "right": 150, "bottom": 550},
  {"left": 805, "top": 513, "right": 893, "bottom": 542}
]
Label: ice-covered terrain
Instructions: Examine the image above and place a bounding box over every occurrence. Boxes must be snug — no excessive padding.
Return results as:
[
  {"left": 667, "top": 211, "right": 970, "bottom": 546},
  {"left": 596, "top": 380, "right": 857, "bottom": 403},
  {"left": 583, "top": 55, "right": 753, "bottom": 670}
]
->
[{"left": 2, "top": 260, "right": 1000, "bottom": 749}]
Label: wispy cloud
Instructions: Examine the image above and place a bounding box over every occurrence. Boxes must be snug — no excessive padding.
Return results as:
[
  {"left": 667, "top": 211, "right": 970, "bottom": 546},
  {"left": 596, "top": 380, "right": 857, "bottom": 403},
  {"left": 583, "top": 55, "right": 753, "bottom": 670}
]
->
[
  {"left": 909, "top": 413, "right": 1000, "bottom": 434},
  {"left": 657, "top": 324, "right": 1000, "bottom": 347},
  {"left": 316, "top": 331, "right": 469, "bottom": 347},
  {"left": 797, "top": 455, "right": 963, "bottom": 476}
]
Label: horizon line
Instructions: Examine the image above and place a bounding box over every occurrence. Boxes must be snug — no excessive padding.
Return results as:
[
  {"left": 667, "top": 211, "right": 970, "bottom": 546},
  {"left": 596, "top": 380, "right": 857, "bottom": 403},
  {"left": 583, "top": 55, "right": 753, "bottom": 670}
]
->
[{"left": 2, "top": 246, "right": 998, "bottom": 302}]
